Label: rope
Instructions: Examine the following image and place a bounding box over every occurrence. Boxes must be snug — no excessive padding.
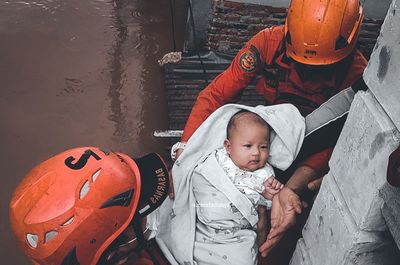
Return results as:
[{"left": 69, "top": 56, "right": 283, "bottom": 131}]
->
[{"left": 169, "top": 0, "right": 177, "bottom": 51}]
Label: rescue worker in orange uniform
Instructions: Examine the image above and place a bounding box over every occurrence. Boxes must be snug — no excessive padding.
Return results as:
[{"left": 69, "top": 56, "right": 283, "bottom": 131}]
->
[
  {"left": 172, "top": 0, "right": 368, "bottom": 258},
  {"left": 10, "top": 147, "right": 173, "bottom": 265}
]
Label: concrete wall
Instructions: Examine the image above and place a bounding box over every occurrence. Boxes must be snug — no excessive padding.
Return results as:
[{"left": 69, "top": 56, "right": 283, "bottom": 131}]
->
[
  {"left": 291, "top": 0, "right": 400, "bottom": 264},
  {"left": 364, "top": 0, "right": 400, "bottom": 132}
]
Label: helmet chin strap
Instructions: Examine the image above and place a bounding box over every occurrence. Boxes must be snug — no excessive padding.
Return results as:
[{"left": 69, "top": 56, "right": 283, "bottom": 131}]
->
[
  {"left": 96, "top": 215, "right": 150, "bottom": 265},
  {"left": 130, "top": 214, "right": 162, "bottom": 265},
  {"left": 116, "top": 226, "right": 149, "bottom": 248},
  {"left": 131, "top": 214, "right": 149, "bottom": 251}
]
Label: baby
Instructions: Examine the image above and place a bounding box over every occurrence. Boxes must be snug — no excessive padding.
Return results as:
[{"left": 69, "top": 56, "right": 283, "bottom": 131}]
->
[
  {"left": 192, "top": 110, "right": 284, "bottom": 265},
  {"left": 217, "top": 110, "right": 283, "bottom": 208}
]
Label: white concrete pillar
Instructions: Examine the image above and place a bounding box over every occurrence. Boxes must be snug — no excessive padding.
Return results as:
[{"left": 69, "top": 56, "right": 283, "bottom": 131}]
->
[
  {"left": 364, "top": 0, "right": 400, "bottom": 131},
  {"left": 291, "top": 92, "right": 400, "bottom": 265},
  {"left": 291, "top": 1, "right": 400, "bottom": 263}
]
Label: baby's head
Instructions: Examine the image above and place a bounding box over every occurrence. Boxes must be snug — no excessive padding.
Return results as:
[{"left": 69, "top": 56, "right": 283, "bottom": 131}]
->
[{"left": 224, "top": 110, "right": 270, "bottom": 172}]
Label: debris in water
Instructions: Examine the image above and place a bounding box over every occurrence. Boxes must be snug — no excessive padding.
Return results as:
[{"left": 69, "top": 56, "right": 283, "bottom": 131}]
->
[{"left": 158, "top": 51, "right": 182, "bottom": 66}]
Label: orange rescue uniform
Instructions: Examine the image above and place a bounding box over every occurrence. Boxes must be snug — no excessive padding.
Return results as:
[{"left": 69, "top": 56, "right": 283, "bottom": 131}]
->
[{"left": 182, "top": 25, "right": 367, "bottom": 175}]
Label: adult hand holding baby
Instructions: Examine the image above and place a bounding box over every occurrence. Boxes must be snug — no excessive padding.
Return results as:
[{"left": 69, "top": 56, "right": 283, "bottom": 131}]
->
[
  {"left": 259, "top": 165, "right": 317, "bottom": 257},
  {"left": 259, "top": 186, "right": 302, "bottom": 257}
]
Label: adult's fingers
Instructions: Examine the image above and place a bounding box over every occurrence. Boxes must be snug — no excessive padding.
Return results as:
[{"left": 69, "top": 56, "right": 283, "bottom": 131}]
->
[
  {"left": 267, "top": 228, "right": 279, "bottom": 240},
  {"left": 291, "top": 198, "right": 303, "bottom": 214},
  {"left": 175, "top": 148, "right": 184, "bottom": 160},
  {"left": 259, "top": 233, "right": 283, "bottom": 257},
  {"left": 308, "top": 177, "right": 323, "bottom": 192},
  {"left": 271, "top": 178, "right": 278, "bottom": 186},
  {"left": 287, "top": 191, "right": 303, "bottom": 214}
]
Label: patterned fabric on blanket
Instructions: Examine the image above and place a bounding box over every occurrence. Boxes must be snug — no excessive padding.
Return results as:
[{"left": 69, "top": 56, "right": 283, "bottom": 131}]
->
[
  {"left": 215, "top": 147, "right": 274, "bottom": 208},
  {"left": 193, "top": 151, "right": 259, "bottom": 265}
]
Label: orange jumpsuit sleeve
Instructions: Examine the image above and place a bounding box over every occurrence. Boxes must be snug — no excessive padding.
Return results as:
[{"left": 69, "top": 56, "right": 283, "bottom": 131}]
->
[
  {"left": 181, "top": 29, "right": 270, "bottom": 142},
  {"left": 299, "top": 148, "right": 334, "bottom": 177}
]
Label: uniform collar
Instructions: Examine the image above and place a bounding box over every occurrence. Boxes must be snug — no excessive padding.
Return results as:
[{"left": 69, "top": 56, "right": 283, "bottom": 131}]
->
[{"left": 274, "top": 52, "right": 338, "bottom": 90}]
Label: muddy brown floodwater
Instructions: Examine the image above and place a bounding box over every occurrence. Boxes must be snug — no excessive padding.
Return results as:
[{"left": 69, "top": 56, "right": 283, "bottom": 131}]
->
[{"left": 0, "top": 0, "right": 186, "bottom": 263}]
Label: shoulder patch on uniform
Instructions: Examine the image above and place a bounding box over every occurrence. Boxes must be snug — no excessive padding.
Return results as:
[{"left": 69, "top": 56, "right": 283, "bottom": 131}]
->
[{"left": 239, "top": 50, "right": 257, "bottom": 73}]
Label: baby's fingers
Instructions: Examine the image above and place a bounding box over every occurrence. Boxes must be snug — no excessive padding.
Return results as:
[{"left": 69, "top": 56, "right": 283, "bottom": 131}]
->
[
  {"left": 271, "top": 178, "right": 281, "bottom": 189},
  {"left": 266, "top": 177, "right": 274, "bottom": 184}
]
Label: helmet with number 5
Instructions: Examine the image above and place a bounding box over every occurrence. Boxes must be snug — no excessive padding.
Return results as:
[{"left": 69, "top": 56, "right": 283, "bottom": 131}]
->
[{"left": 9, "top": 147, "right": 169, "bottom": 265}]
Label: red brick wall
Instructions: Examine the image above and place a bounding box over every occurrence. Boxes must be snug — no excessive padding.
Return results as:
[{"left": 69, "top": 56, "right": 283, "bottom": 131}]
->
[{"left": 205, "top": 0, "right": 383, "bottom": 60}]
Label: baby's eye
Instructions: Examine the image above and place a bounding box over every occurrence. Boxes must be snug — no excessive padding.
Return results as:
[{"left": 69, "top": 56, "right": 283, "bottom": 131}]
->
[
  {"left": 261, "top": 145, "right": 269, "bottom": 149},
  {"left": 243, "top": 144, "right": 252, "bottom": 148}
]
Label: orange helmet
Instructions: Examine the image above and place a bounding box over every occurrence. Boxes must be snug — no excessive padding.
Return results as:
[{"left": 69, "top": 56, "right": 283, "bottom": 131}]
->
[
  {"left": 9, "top": 147, "right": 169, "bottom": 265},
  {"left": 285, "top": 0, "right": 364, "bottom": 65}
]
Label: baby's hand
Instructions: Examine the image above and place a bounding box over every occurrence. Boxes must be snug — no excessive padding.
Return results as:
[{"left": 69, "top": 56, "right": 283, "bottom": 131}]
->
[{"left": 262, "top": 177, "right": 284, "bottom": 200}]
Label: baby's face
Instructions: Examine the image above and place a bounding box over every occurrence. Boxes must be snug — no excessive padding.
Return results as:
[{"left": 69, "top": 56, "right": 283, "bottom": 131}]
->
[{"left": 224, "top": 121, "right": 270, "bottom": 171}]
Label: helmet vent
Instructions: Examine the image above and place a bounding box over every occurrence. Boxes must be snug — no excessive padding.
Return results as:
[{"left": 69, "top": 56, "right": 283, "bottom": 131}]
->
[
  {"left": 100, "top": 189, "right": 134, "bottom": 209},
  {"left": 92, "top": 169, "right": 101, "bottom": 182},
  {"left": 26, "top": 233, "right": 38, "bottom": 248},
  {"left": 79, "top": 181, "right": 90, "bottom": 199},
  {"left": 62, "top": 216, "right": 75, "bottom": 226},
  {"left": 45, "top": 231, "right": 58, "bottom": 243},
  {"left": 335, "top": 35, "right": 348, "bottom": 50}
]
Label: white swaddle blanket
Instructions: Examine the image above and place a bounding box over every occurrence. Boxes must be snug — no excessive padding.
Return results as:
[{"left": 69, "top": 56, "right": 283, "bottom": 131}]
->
[{"left": 156, "top": 104, "right": 305, "bottom": 265}]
